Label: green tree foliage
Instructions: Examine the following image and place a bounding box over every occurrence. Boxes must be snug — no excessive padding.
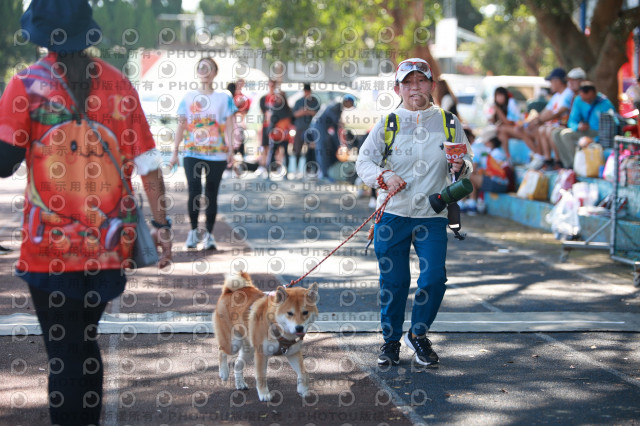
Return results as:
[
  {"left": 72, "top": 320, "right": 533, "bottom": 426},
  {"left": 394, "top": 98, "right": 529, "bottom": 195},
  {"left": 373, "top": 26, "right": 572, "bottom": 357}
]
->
[
  {"left": 456, "top": 0, "right": 483, "bottom": 32},
  {"left": 0, "top": 1, "right": 182, "bottom": 82},
  {"left": 524, "top": 0, "right": 639, "bottom": 107},
  {"left": 151, "top": 0, "right": 182, "bottom": 15},
  {"left": 464, "top": 2, "right": 554, "bottom": 76},
  {"left": 91, "top": 0, "right": 182, "bottom": 69},
  {"left": 200, "top": 0, "right": 443, "bottom": 77},
  {"left": 479, "top": 0, "right": 640, "bottom": 107},
  {"left": 0, "top": 0, "right": 38, "bottom": 89}
]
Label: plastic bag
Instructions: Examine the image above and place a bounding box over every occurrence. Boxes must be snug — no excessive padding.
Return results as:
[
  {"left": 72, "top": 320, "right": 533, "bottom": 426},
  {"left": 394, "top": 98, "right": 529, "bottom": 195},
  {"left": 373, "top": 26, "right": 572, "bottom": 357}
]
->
[
  {"left": 550, "top": 169, "right": 576, "bottom": 204},
  {"left": 571, "top": 182, "right": 599, "bottom": 207},
  {"left": 602, "top": 149, "right": 628, "bottom": 184},
  {"left": 545, "top": 189, "right": 580, "bottom": 237},
  {"left": 574, "top": 143, "right": 603, "bottom": 177},
  {"left": 517, "top": 169, "right": 549, "bottom": 201}
]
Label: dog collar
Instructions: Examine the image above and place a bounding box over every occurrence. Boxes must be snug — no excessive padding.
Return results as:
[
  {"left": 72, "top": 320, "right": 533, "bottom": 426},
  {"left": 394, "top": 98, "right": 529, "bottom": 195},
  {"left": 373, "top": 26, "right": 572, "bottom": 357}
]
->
[
  {"left": 270, "top": 323, "right": 304, "bottom": 355},
  {"left": 275, "top": 334, "right": 304, "bottom": 356}
]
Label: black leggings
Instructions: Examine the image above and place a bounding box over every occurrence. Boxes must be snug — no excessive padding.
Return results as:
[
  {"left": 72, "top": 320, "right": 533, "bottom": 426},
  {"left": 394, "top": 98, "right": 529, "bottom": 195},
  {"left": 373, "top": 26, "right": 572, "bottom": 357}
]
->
[
  {"left": 183, "top": 157, "right": 227, "bottom": 233},
  {"left": 29, "top": 286, "right": 107, "bottom": 426}
]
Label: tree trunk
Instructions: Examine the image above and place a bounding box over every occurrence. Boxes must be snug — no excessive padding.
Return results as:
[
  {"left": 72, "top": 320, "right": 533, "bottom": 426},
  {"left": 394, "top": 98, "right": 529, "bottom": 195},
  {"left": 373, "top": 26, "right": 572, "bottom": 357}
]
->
[
  {"left": 526, "top": 0, "right": 640, "bottom": 109},
  {"left": 593, "top": 33, "right": 633, "bottom": 108},
  {"left": 387, "top": 0, "right": 442, "bottom": 79},
  {"left": 587, "top": 0, "right": 624, "bottom": 54},
  {"left": 526, "top": 0, "right": 595, "bottom": 69}
]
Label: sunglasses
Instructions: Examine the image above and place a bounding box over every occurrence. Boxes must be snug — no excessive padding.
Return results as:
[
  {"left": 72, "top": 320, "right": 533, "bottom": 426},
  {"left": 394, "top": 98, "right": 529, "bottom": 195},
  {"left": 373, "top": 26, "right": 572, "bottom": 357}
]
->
[{"left": 396, "top": 61, "right": 432, "bottom": 79}]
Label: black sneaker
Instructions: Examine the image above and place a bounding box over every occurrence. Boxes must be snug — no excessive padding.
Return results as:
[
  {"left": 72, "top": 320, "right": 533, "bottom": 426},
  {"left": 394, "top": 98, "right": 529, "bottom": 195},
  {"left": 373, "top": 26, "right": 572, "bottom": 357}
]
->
[
  {"left": 403, "top": 333, "right": 439, "bottom": 366},
  {"left": 377, "top": 341, "right": 401, "bottom": 366}
]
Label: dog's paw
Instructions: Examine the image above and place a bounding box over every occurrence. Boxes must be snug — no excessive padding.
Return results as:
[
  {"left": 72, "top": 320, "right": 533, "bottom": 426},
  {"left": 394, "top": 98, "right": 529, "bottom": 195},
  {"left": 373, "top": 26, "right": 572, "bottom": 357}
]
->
[
  {"left": 235, "top": 379, "right": 248, "bottom": 390},
  {"left": 219, "top": 367, "right": 229, "bottom": 381},
  {"left": 257, "top": 389, "right": 272, "bottom": 402}
]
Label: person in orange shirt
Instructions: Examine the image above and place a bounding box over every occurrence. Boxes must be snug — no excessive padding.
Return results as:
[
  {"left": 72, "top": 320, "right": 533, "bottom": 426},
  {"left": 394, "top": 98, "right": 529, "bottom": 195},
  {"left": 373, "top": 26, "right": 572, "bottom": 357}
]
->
[{"left": 0, "top": 1, "right": 172, "bottom": 423}]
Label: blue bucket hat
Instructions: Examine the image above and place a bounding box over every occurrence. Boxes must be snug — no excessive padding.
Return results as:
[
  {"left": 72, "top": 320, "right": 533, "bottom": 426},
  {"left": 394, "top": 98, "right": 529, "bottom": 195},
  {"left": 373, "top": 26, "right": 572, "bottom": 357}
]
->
[{"left": 21, "top": 0, "right": 102, "bottom": 53}]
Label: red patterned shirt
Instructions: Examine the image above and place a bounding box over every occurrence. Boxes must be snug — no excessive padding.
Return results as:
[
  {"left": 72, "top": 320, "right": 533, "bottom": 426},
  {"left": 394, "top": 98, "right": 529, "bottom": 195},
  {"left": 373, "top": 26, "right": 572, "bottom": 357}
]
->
[{"left": 0, "top": 53, "right": 156, "bottom": 272}]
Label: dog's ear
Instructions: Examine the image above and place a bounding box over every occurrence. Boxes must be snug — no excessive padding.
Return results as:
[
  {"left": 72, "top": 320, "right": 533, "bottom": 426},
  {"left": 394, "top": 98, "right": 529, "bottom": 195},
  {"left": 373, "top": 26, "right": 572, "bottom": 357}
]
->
[
  {"left": 305, "top": 282, "right": 319, "bottom": 305},
  {"left": 275, "top": 286, "right": 288, "bottom": 304}
]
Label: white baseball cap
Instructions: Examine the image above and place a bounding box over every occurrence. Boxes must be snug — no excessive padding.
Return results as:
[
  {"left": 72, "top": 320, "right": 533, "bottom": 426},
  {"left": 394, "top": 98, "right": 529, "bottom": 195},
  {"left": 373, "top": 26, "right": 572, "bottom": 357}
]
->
[
  {"left": 395, "top": 58, "right": 433, "bottom": 84},
  {"left": 567, "top": 67, "right": 586, "bottom": 80}
]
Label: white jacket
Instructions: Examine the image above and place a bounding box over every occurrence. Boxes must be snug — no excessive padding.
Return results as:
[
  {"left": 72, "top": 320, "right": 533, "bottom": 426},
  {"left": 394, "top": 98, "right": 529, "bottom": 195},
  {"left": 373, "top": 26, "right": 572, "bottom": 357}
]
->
[{"left": 356, "top": 105, "right": 473, "bottom": 219}]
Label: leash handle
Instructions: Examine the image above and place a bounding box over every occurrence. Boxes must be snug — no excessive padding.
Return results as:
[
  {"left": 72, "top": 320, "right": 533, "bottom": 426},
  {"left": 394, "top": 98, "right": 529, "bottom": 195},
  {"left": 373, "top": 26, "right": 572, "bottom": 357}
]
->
[{"left": 287, "top": 182, "right": 406, "bottom": 287}]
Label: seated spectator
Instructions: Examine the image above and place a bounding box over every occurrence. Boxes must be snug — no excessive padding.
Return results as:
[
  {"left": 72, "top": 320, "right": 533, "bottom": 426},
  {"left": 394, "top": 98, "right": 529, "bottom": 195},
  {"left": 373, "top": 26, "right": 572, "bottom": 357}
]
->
[
  {"left": 538, "top": 67, "right": 585, "bottom": 169},
  {"left": 467, "top": 136, "right": 513, "bottom": 214},
  {"left": 485, "top": 68, "right": 573, "bottom": 168},
  {"left": 489, "top": 86, "right": 523, "bottom": 158},
  {"left": 525, "top": 67, "right": 576, "bottom": 169},
  {"left": 550, "top": 81, "right": 617, "bottom": 169},
  {"left": 526, "top": 87, "right": 551, "bottom": 114},
  {"left": 469, "top": 126, "right": 491, "bottom": 166}
]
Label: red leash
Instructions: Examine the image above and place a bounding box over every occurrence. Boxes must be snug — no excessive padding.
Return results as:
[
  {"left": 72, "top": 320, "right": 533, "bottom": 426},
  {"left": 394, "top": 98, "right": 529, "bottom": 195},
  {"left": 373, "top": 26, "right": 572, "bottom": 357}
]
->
[{"left": 287, "top": 181, "right": 406, "bottom": 288}]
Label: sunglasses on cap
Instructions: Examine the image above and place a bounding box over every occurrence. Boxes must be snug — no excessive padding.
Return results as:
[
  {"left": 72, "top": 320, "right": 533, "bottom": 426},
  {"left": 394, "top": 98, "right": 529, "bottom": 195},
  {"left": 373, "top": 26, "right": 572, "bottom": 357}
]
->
[{"left": 395, "top": 60, "right": 432, "bottom": 82}]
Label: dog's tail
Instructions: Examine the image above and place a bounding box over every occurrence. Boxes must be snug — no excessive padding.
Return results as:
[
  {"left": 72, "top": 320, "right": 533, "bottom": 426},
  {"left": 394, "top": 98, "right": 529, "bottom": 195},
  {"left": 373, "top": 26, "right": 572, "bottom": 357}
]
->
[{"left": 222, "top": 271, "right": 254, "bottom": 294}]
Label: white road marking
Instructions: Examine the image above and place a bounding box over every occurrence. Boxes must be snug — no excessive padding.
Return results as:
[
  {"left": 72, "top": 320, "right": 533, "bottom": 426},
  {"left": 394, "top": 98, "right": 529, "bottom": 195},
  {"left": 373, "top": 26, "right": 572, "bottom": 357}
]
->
[{"left": 2, "top": 311, "right": 637, "bottom": 335}]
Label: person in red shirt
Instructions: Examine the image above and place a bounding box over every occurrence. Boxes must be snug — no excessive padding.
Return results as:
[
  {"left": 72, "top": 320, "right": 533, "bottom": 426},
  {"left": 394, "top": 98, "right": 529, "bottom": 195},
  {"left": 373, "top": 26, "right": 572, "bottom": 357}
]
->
[
  {"left": 0, "top": 1, "right": 172, "bottom": 424},
  {"left": 227, "top": 79, "right": 252, "bottom": 158},
  {"left": 256, "top": 78, "right": 278, "bottom": 176}
]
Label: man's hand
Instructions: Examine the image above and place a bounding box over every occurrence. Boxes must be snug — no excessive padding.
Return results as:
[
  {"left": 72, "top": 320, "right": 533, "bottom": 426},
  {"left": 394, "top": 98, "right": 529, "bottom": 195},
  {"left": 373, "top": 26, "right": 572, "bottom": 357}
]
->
[{"left": 152, "top": 227, "right": 172, "bottom": 269}]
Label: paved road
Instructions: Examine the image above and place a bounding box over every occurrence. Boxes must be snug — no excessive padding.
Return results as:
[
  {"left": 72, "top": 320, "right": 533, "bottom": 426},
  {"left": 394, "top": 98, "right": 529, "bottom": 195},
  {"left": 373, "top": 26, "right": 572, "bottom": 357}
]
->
[{"left": 1, "top": 170, "right": 639, "bottom": 425}]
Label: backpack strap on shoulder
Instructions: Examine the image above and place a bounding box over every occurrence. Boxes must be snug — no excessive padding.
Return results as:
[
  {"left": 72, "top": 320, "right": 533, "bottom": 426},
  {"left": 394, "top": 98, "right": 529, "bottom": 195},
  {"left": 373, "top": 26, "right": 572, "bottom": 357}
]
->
[
  {"left": 440, "top": 108, "right": 456, "bottom": 142},
  {"left": 381, "top": 113, "right": 399, "bottom": 166},
  {"left": 439, "top": 108, "right": 466, "bottom": 241}
]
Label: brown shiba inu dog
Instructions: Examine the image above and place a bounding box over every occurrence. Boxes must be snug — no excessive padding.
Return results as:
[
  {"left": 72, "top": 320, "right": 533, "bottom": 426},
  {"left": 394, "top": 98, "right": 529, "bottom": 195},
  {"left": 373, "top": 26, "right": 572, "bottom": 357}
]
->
[{"left": 213, "top": 272, "right": 319, "bottom": 401}]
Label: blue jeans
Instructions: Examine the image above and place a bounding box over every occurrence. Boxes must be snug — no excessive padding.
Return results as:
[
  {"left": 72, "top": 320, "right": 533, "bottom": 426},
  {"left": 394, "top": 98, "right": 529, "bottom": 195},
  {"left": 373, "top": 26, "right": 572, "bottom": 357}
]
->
[
  {"left": 374, "top": 213, "right": 448, "bottom": 342},
  {"left": 314, "top": 132, "right": 339, "bottom": 179}
]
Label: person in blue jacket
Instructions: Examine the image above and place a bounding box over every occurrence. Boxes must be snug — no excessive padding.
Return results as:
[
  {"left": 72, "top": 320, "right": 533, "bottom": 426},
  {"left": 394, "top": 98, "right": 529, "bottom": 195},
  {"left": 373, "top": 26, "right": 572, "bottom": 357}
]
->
[{"left": 308, "top": 94, "right": 355, "bottom": 182}]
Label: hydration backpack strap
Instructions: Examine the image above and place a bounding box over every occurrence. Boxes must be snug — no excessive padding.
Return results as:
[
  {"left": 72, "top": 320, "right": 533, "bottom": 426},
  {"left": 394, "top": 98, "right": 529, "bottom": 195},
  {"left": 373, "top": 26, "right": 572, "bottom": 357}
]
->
[
  {"left": 441, "top": 109, "right": 456, "bottom": 142},
  {"left": 381, "top": 113, "right": 399, "bottom": 166}
]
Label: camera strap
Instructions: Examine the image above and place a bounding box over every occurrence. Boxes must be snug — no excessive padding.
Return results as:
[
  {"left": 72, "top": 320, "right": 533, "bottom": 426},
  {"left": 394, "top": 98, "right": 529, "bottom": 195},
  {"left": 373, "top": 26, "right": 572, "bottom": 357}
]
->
[
  {"left": 447, "top": 202, "right": 466, "bottom": 240},
  {"left": 380, "top": 109, "right": 465, "bottom": 241},
  {"left": 440, "top": 108, "right": 466, "bottom": 240}
]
